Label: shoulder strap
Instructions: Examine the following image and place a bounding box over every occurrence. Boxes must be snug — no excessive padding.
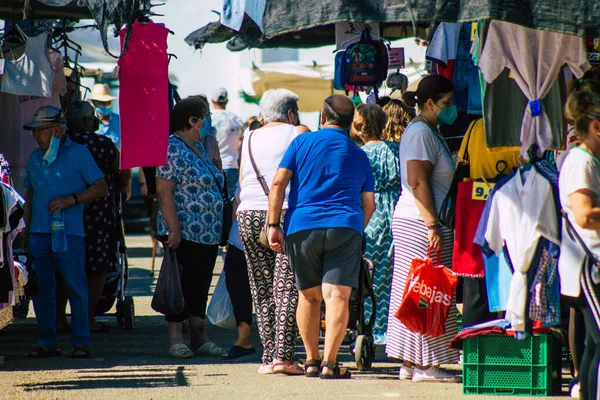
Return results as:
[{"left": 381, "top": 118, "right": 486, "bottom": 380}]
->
[
  {"left": 172, "top": 135, "right": 229, "bottom": 201},
  {"left": 247, "top": 130, "right": 270, "bottom": 197},
  {"left": 461, "top": 119, "right": 478, "bottom": 163},
  {"left": 562, "top": 210, "right": 599, "bottom": 264}
]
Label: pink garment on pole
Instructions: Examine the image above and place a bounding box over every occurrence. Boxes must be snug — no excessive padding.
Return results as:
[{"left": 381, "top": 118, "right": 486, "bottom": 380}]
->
[{"left": 118, "top": 21, "right": 170, "bottom": 169}]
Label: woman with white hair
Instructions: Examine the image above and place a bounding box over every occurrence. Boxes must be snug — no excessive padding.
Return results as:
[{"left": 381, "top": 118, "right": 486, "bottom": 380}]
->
[{"left": 237, "top": 89, "right": 304, "bottom": 374}]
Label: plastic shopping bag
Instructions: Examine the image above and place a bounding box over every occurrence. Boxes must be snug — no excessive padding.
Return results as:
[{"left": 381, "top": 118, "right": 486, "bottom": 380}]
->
[
  {"left": 151, "top": 246, "right": 185, "bottom": 315},
  {"left": 207, "top": 270, "right": 237, "bottom": 329},
  {"left": 394, "top": 251, "right": 458, "bottom": 337}
]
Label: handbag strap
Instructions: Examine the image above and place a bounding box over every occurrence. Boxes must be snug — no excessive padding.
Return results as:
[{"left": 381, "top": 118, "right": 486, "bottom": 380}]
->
[
  {"left": 247, "top": 130, "right": 270, "bottom": 197},
  {"left": 562, "top": 210, "right": 600, "bottom": 264},
  {"left": 173, "top": 135, "right": 230, "bottom": 203},
  {"left": 461, "top": 120, "right": 477, "bottom": 164}
]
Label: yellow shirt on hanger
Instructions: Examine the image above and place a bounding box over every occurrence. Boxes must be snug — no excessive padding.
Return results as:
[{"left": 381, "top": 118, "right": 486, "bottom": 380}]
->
[{"left": 458, "top": 119, "right": 522, "bottom": 180}]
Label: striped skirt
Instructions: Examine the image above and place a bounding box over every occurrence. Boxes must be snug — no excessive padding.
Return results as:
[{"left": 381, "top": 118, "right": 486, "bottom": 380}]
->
[{"left": 385, "top": 217, "right": 459, "bottom": 366}]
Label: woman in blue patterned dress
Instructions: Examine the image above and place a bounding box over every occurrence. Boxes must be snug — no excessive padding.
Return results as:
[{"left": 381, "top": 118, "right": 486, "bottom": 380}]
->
[
  {"left": 352, "top": 104, "right": 401, "bottom": 345},
  {"left": 156, "top": 96, "right": 225, "bottom": 359}
]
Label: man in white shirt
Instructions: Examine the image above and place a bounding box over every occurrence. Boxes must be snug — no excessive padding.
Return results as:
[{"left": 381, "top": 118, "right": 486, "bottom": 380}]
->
[{"left": 211, "top": 88, "right": 245, "bottom": 198}]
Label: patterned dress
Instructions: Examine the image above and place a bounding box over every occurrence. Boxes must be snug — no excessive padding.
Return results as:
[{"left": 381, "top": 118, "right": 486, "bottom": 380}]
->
[
  {"left": 69, "top": 131, "right": 119, "bottom": 273},
  {"left": 362, "top": 141, "right": 401, "bottom": 345}
]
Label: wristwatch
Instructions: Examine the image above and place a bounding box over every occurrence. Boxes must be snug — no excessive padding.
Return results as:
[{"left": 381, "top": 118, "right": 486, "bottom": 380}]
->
[{"left": 268, "top": 223, "right": 281, "bottom": 229}]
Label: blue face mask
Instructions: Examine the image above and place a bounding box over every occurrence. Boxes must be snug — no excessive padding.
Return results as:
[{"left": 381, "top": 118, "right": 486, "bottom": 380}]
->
[
  {"left": 43, "top": 135, "right": 61, "bottom": 165},
  {"left": 95, "top": 105, "right": 112, "bottom": 117},
  {"left": 200, "top": 115, "right": 215, "bottom": 139},
  {"left": 434, "top": 103, "right": 458, "bottom": 126}
]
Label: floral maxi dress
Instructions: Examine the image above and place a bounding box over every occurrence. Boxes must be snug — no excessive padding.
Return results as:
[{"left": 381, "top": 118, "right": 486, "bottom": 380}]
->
[{"left": 362, "top": 141, "right": 401, "bottom": 345}]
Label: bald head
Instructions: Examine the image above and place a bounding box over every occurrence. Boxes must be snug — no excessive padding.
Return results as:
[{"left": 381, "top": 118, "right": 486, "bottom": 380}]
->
[
  {"left": 66, "top": 101, "right": 98, "bottom": 133},
  {"left": 322, "top": 95, "right": 355, "bottom": 130}
]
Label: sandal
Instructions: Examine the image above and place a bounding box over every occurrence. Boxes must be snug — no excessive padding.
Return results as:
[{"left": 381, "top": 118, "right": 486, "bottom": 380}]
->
[
  {"left": 70, "top": 346, "right": 91, "bottom": 359},
  {"left": 195, "top": 342, "right": 226, "bottom": 357},
  {"left": 28, "top": 345, "right": 61, "bottom": 358},
  {"left": 222, "top": 345, "right": 256, "bottom": 360},
  {"left": 319, "top": 360, "right": 351, "bottom": 380},
  {"left": 168, "top": 344, "right": 194, "bottom": 359},
  {"left": 273, "top": 360, "right": 304, "bottom": 375},
  {"left": 303, "top": 359, "right": 322, "bottom": 378}
]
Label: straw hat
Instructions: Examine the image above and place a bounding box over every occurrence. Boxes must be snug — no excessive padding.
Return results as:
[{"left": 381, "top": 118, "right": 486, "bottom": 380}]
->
[{"left": 89, "top": 84, "right": 117, "bottom": 102}]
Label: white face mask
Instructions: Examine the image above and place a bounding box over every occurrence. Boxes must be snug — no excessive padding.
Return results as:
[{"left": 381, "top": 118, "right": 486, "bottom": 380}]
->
[{"left": 43, "top": 135, "right": 61, "bottom": 165}]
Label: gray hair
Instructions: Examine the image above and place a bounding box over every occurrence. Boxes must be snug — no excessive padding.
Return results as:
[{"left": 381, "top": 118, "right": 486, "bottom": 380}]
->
[{"left": 259, "top": 89, "right": 299, "bottom": 123}]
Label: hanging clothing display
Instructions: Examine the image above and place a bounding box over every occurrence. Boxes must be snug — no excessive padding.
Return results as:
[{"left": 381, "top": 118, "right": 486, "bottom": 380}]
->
[
  {"left": 0, "top": 49, "right": 67, "bottom": 194},
  {"left": 479, "top": 20, "right": 590, "bottom": 157},
  {"left": 482, "top": 167, "right": 561, "bottom": 332},
  {"left": 1, "top": 31, "right": 55, "bottom": 98},
  {"left": 118, "top": 21, "right": 170, "bottom": 169},
  {"left": 426, "top": 22, "right": 482, "bottom": 115}
]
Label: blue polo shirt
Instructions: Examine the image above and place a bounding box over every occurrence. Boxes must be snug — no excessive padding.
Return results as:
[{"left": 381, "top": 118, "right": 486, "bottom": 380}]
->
[
  {"left": 97, "top": 113, "right": 121, "bottom": 150},
  {"left": 24, "top": 137, "right": 104, "bottom": 237},
  {"left": 279, "top": 127, "right": 375, "bottom": 236}
]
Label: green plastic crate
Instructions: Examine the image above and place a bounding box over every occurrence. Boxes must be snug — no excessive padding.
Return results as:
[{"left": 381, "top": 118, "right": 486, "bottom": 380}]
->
[{"left": 462, "top": 334, "right": 562, "bottom": 396}]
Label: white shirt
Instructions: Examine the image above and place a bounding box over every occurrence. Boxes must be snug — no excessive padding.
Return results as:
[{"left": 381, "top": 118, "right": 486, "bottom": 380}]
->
[
  {"left": 558, "top": 147, "right": 600, "bottom": 297},
  {"left": 211, "top": 109, "right": 245, "bottom": 170},
  {"left": 394, "top": 121, "right": 455, "bottom": 220},
  {"left": 485, "top": 168, "right": 560, "bottom": 331},
  {"left": 238, "top": 124, "right": 298, "bottom": 211}
]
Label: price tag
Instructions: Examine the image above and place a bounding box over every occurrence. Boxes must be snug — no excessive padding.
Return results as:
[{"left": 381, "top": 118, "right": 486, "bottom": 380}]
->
[
  {"left": 471, "top": 22, "right": 477, "bottom": 41},
  {"left": 472, "top": 182, "right": 495, "bottom": 201},
  {"left": 388, "top": 48, "right": 405, "bottom": 69}
]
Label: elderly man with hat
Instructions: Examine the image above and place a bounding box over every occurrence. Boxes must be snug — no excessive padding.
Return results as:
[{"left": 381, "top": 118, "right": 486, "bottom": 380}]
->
[
  {"left": 89, "top": 83, "right": 121, "bottom": 150},
  {"left": 23, "top": 105, "right": 108, "bottom": 358}
]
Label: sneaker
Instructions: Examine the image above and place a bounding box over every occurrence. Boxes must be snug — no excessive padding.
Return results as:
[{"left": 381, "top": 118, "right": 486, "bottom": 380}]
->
[
  {"left": 399, "top": 366, "right": 414, "bottom": 380},
  {"left": 570, "top": 383, "right": 580, "bottom": 398},
  {"left": 412, "top": 367, "right": 458, "bottom": 383},
  {"left": 258, "top": 363, "right": 275, "bottom": 374}
]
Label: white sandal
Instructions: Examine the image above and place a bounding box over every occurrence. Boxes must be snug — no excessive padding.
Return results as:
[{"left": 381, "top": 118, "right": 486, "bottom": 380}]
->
[
  {"left": 195, "top": 342, "right": 225, "bottom": 357},
  {"left": 168, "top": 344, "right": 194, "bottom": 359}
]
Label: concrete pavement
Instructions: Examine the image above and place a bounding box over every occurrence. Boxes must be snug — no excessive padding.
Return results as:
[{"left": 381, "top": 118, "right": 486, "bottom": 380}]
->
[{"left": 0, "top": 235, "right": 571, "bottom": 400}]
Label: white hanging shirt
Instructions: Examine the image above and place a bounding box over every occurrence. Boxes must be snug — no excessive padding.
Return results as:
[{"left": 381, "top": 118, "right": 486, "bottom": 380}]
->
[{"left": 484, "top": 167, "right": 560, "bottom": 332}]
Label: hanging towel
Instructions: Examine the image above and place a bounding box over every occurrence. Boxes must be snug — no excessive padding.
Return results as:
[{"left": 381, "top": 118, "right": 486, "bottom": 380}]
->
[{"left": 118, "top": 21, "right": 170, "bottom": 169}]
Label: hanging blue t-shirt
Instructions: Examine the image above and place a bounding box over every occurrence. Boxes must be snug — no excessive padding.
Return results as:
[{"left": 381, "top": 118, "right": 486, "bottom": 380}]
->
[{"left": 279, "top": 127, "right": 375, "bottom": 236}]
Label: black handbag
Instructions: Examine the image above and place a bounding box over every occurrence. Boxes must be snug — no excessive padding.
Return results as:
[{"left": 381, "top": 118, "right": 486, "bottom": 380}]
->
[
  {"left": 174, "top": 136, "right": 232, "bottom": 246},
  {"left": 437, "top": 120, "right": 475, "bottom": 229}
]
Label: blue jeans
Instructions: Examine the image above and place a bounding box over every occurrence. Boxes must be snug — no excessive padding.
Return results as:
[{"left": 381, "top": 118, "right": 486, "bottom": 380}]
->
[
  {"left": 29, "top": 234, "right": 89, "bottom": 347},
  {"left": 223, "top": 168, "right": 239, "bottom": 201}
]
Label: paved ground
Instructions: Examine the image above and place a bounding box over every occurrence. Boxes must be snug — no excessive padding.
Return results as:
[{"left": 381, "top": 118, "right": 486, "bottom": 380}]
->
[{"left": 0, "top": 235, "right": 572, "bottom": 400}]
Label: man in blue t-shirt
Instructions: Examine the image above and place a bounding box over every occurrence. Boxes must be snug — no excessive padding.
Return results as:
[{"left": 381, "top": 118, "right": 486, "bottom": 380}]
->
[
  {"left": 267, "top": 95, "right": 376, "bottom": 379},
  {"left": 23, "top": 106, "right": 108, "bottom": 358}
]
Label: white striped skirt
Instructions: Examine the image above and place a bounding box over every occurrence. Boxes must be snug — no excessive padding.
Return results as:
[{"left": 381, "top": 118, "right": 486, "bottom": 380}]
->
[{"left": 385, "top": 217, "right": 459, "bottom": 366}]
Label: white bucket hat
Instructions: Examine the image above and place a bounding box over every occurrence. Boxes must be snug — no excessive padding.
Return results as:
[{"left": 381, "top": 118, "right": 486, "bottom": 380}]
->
[{"left": 89, "top": 84, "right": 117, "bottom": 102}]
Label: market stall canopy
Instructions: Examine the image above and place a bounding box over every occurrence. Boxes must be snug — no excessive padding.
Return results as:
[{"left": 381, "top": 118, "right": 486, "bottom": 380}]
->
[
  {"left": 186, "top": 0, "right": 600, "bottom": 51},
  {"left": 185, "top": 16, "right": 429, "bottom": 51},
  {"left": 249, "top": 62, "right": 335, "bottom": 111}
]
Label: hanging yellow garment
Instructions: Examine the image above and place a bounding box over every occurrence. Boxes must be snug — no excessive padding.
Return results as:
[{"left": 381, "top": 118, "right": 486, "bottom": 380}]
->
[{"left": 458, "top": 119, "right": 522, "bottom": 180}]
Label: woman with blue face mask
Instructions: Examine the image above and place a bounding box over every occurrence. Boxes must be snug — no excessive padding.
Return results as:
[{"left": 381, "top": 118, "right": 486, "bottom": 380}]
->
[{"left": 385, "top": 75, "right": 460, "bottom": 383}]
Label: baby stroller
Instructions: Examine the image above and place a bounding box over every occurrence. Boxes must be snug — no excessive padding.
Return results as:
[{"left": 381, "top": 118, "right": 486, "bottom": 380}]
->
[
  {"left": 318, "top": 257, "right": 377, "bottom": 371},
  {"left": 94, "top": 200, "right": 135, "bottom": 329}
]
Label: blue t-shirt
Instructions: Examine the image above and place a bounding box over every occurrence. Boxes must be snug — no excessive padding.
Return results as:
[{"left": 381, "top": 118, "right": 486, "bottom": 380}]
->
[
  {"left": 24, "top": 137, "right": 104, "bottom": 237},
  {"left": 279, "top": 127, "right": 375, "bottom": 236},
  {"left": 97, "top": 113, "right": 121, "bottom": 150}
]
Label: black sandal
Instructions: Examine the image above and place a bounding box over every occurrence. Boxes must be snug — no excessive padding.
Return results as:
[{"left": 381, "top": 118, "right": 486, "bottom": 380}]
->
[
  {"left": 303, "top": 359, "right": 321, "bottom": 378},
  {"left": 70, "top": 346, "right": 91, "bottom": 359},
  {"left": 319, "top": 360, "right": 351, "bottom": 380},
  {"left": 28, "top": 345, "right": 61, "bottom": 358}
]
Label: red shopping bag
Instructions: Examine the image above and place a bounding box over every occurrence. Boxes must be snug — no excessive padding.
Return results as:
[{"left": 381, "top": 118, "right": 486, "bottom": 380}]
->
[{"left": 394, "top": 250, "right": 458, "bottom": 337}]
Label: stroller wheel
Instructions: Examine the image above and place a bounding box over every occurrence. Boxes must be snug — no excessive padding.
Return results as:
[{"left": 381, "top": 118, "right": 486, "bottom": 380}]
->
[
  {"left": 124, "top": 296, "right": 135, "bottom": 329},
  {"left": 355, "top": 335, "right": 374, "bottom": 371},
  {"left": 116, "top": 299, "right": 125, "bottom": 326}
]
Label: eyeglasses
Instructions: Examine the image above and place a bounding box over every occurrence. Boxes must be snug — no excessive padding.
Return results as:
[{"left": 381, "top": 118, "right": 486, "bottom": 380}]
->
[{"left": 30, "top": 126, "right": 55, "bottom": 136}]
